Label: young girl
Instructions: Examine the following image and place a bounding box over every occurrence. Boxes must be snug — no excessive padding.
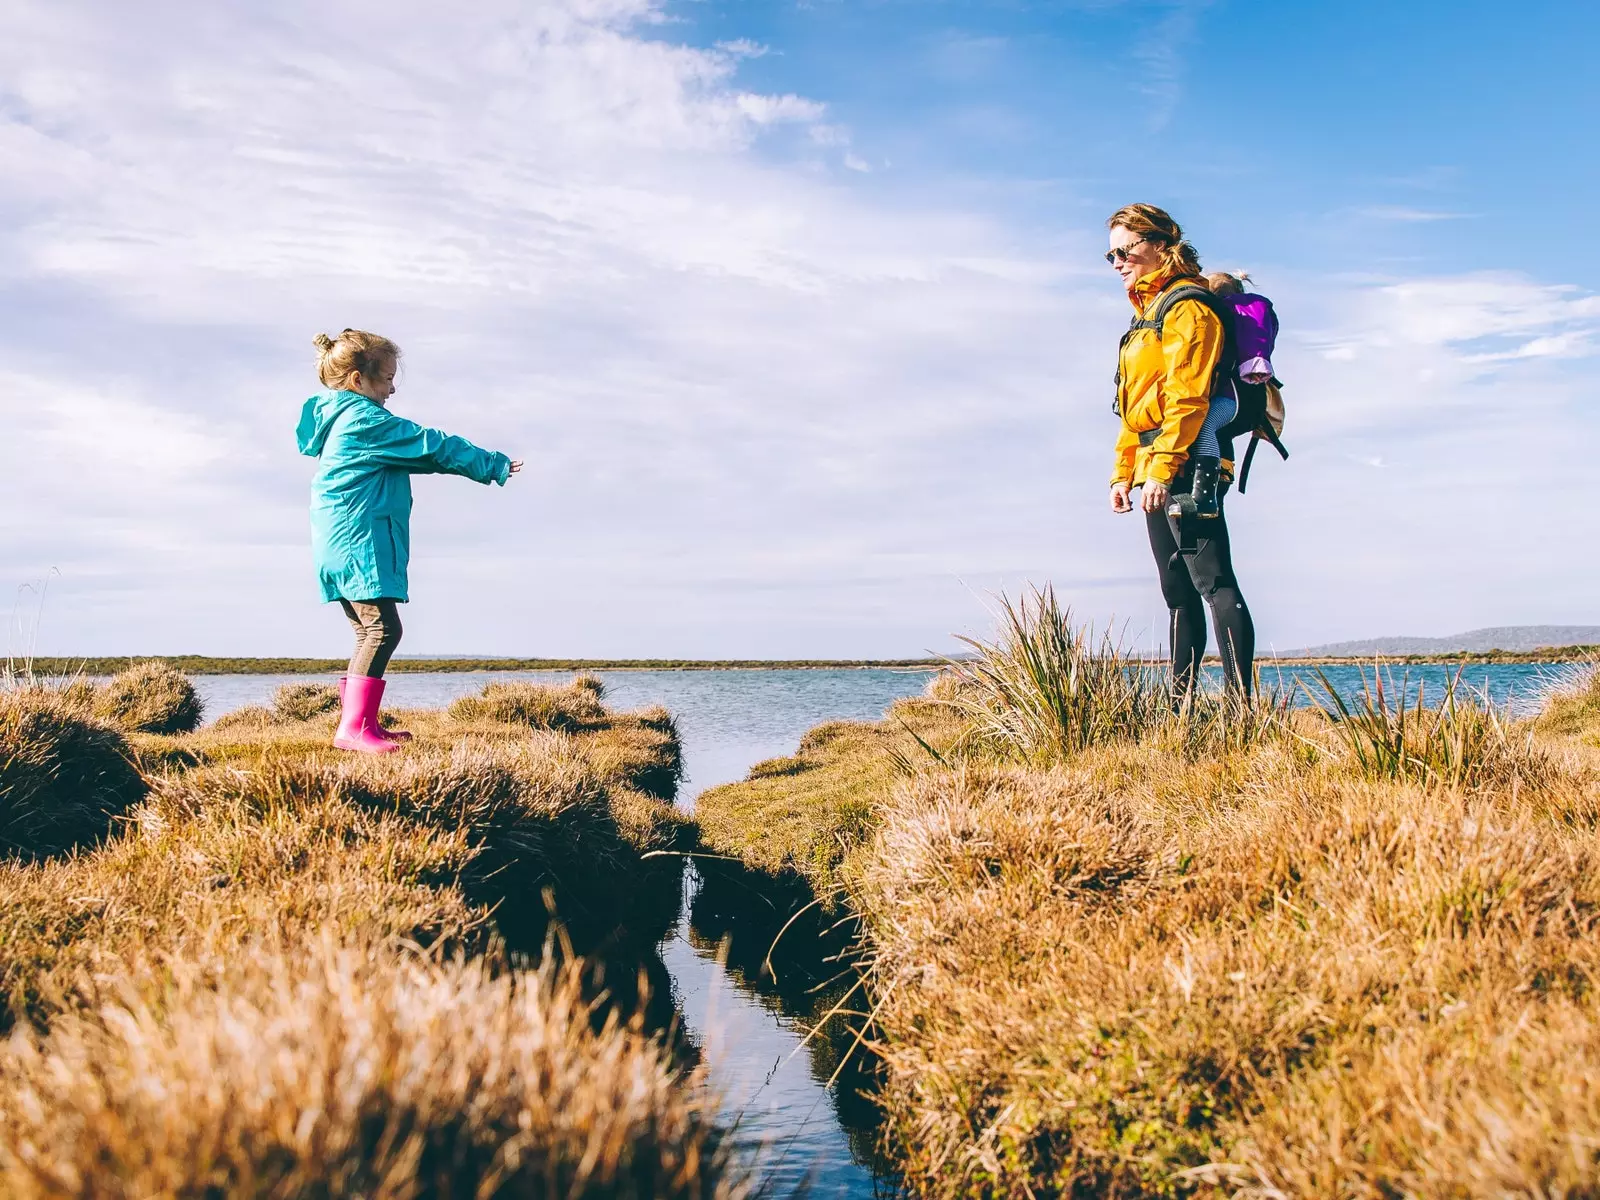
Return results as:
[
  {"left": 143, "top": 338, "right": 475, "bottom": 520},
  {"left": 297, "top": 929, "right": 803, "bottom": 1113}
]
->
[{"left": 295, "top": 329, "right": 521, "bottom": 754}]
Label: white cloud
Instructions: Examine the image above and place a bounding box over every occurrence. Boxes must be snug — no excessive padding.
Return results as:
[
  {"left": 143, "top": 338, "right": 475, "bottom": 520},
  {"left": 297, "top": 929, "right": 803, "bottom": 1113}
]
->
[{"left": 0, "top": 0, "right": 1596, "bottom": 658}]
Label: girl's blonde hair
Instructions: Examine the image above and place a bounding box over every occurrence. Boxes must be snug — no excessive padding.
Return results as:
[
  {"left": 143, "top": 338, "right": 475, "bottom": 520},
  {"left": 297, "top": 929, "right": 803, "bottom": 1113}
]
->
[
  {"left": 314, "top": 329, "right": 400, "bottom": 389},
  {"left": 1206, "top": 271, "right": 1252, "bottom": 296},
  {"left": 1107, "top": 203, "right": 1202, "bottom": 278}
]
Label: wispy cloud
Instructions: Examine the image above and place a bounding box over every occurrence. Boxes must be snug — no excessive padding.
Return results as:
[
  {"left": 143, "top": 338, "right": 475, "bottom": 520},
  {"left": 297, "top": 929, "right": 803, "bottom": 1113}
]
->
[{"left": 1356, "top": 205, "right": 1475, "bottom": 222}]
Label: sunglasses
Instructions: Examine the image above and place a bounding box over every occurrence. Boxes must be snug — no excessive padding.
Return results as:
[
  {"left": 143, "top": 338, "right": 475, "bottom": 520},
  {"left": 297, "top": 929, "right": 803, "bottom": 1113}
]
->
[{"left": 1104, "top": 237, "right": 1151, "bottom": 265}]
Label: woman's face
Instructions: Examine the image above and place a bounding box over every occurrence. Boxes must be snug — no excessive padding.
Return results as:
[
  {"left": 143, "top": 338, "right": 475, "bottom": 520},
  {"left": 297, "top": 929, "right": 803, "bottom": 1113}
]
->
[{"left": 1107, "top": 225, "right": 1166, "bottom": 290}]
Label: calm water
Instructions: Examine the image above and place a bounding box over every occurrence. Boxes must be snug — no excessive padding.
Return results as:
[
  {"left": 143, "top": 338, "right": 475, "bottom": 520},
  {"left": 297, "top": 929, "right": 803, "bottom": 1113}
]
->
[{"left": 186, "top": 661, "right": 1581, "bottom": 1195}]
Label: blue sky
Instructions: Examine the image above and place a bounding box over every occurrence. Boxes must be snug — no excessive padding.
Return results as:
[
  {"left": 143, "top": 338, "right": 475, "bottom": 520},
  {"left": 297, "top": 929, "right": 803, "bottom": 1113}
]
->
[{"left": 1, "top": 0, "right": 1596, "bottom": 659}]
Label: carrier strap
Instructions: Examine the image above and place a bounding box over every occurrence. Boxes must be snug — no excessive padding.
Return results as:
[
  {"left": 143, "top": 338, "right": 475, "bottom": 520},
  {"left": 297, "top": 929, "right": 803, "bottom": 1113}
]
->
[{"left": 1236, "top": 428, "right": 1290, "bottom": 494}]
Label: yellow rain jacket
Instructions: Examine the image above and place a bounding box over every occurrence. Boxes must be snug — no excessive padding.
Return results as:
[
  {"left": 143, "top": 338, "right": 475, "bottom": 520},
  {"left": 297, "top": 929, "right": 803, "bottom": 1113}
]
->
[{"left": 1110, "top": 270, "right": 1226, "bottom": 487}]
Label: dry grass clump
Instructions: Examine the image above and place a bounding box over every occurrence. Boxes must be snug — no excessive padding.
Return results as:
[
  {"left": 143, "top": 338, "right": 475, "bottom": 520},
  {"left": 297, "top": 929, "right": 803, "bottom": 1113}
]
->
[
  {"left": 0, "top": 940, "right": 731, "bottom": 1199},
  {"left": 0, "top": 690, "right": 147, "bottom": 860},
  {"left": 449, "top": 679, "right": 607, "bottom": 731},
  {"left": 272, "top": 679, "right": 340, "bottom": 721},
  {"left": 695, "top": 698, "right": 962, "bottom": 897},
  {"left": 1533, "top": 659, "right": 1600, "bottom": 741},
  {"left": 91, "top": 660, "right": 204, "bottom": 734}
]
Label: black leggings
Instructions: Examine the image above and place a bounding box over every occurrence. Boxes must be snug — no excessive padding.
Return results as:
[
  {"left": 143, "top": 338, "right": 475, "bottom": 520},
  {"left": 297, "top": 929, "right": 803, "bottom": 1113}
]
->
[{"left": 1145, "top": 481, "right": 1255, "bottom": 698}]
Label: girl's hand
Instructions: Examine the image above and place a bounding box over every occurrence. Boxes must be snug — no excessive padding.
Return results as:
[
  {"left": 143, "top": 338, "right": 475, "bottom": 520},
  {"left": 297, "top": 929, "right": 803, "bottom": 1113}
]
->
[
  {"left": 1109, "top": 483, "right": 1133, "bottom": 513},
  {"left": 507, "top": 460, "right": 524, "bottom": 476},
  {"left": 1141, "top": 480, "right": 1170, "bottom": 513}
]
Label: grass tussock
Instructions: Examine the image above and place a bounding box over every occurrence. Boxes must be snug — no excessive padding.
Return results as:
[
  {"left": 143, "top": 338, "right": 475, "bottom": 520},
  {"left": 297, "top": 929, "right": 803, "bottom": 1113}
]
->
[
  {"left": 449, "top": 678, "right": 608, "bottom": 731},
  {"left": 272, "top": 679, "right": 340, "bottom": 721},
  {"left": 90, "top": 661, "right": 204, "bottom": 734},
  {"left": 0, "top": 690, "right": 147, "bottom": 859},
  {"left": 0, "top": 940, "right": 730, "bottom": 1199}
]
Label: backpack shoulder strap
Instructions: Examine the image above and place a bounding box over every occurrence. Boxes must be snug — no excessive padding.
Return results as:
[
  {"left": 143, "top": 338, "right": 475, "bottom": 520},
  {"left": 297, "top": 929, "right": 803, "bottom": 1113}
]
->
[{"left": 1129, "top": 281, "right": 1222, "bottom": 337}]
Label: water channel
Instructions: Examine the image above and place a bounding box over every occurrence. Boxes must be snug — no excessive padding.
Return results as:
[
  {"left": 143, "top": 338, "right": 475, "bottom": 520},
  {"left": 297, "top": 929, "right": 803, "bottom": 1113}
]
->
[{"left": 188, "top": 660, "right": 1579, "bottom": 1196}]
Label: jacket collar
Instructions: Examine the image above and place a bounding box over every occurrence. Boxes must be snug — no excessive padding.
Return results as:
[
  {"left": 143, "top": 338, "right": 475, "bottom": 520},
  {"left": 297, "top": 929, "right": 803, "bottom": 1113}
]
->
[{"left": 1128, "top": 268, "right": 1200, "bottom": 315}]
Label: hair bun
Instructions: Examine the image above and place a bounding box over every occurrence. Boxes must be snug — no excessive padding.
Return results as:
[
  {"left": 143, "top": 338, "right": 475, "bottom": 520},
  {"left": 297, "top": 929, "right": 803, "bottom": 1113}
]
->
[{"left": 313, "top": 332, "right": 336, "bottom": 355}]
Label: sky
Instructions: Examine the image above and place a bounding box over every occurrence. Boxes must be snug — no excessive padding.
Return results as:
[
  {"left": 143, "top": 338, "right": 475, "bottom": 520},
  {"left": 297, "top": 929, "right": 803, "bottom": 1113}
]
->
[{"left": 1, "top": 0, "right": 1596, "bottom": 659}]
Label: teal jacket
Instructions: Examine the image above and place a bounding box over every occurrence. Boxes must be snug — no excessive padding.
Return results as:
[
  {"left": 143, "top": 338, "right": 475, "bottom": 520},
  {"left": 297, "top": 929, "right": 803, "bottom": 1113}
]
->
[{"left": 296, "top": 390, "right": 511, "bottom": 603}]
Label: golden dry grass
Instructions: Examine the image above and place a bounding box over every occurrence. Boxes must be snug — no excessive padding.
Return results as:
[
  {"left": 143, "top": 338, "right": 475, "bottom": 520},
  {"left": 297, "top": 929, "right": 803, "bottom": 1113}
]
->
[
  {"left": 704, "top": 661, "right": 1600, "bottom": 1196},
  {"left": 90, "top": 661, "right": 205, "bottom": 734},
  {"left": 0, "top": 679, "right": 735, "bottom": 1196},
  {"left": 0, "top": 691, "right": 147, "bottom": 859},
  {"left": 0, "top": 939, "right": 730, "bottom": 1199},
  {"left": 694, "top": 696, "right": 962, "bottom": 898}
]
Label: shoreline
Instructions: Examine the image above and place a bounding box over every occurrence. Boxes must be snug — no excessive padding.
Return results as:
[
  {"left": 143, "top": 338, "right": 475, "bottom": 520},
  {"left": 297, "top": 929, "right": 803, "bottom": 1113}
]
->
[{"left": 13, "top": 650, "right": 1592, "bottom": 676}]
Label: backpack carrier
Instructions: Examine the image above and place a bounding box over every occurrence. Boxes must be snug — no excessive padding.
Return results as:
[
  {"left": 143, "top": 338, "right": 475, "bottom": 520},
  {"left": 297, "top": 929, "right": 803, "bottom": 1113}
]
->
[{"left": 1114, "top": 279, "right": 1289, "bottom": 493}]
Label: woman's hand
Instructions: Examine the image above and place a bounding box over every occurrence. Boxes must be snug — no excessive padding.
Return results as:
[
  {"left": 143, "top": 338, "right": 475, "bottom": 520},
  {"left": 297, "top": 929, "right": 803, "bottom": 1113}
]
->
[
  {"left": 1140, "top": 480, "right": 1169, "bottom": 513},
  {"left": 1109, "top": 483, "right": 1133, "bottom": 514},
  {"left": 508, "top": 460, "right": 524, "bottom": 476}
]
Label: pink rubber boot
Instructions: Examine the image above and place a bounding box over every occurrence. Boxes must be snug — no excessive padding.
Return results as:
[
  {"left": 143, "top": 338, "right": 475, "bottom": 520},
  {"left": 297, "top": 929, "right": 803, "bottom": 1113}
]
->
[
  {"left": 338, "top": 676, "right": 411, "bottom": 742},
  {"left": 333, "top": 675, "right": 401, "bottom": 754}
]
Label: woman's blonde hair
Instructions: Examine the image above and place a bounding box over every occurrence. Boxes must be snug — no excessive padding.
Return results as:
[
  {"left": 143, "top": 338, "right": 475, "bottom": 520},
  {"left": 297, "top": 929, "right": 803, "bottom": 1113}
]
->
[
  {"left": 313, "top": 329, "right": 400, "bottom": 389},
  {"left": 1206, "top": 271, "right": 1252, "bottom": 296},
  {"left": 1107, "top": 203, "right": 1202, "bottom": 278}
]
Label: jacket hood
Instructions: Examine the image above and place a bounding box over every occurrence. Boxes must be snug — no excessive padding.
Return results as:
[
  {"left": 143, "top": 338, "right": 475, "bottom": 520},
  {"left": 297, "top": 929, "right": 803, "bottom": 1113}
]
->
[{"left": 296, "top": 389, "right": 372, "bottom": 457}]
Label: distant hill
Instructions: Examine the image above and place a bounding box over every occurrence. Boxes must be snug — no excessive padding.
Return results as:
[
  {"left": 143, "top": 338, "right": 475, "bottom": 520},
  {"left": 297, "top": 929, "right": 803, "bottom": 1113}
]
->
[{"left": 1287, "top": 626, "right": 1600, "bottom": 658}]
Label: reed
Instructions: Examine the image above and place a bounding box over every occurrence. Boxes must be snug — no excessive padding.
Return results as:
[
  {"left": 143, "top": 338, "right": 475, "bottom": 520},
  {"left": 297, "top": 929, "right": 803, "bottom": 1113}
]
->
[
  {"left": 1311, "top": 663, "right": 1552, "bottom": 790},
  {"left": 944, "top": 586, "right": 1169, "bottom": 763}
]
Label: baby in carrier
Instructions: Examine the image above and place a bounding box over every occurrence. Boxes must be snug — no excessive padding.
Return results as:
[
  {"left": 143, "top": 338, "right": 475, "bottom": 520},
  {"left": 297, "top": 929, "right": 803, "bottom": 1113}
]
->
[{"left": 1183, "top": 271, "right": 1279, "bottom": 519}]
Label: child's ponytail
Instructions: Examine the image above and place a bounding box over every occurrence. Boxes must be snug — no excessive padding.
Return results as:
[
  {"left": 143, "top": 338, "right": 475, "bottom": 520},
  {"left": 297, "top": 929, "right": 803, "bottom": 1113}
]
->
[{"left": 314, "top": 329, "right": 401, "bottom": 389}]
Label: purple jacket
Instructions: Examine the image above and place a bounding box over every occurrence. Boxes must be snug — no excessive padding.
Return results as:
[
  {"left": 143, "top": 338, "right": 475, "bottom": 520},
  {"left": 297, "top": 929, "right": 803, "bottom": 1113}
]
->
[{"left": 1225, "top": 292, "right": 1278, "bottom": 380}]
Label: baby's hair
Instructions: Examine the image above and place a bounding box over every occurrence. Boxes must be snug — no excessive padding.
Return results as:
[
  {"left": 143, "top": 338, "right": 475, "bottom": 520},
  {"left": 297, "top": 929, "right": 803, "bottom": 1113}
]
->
[
  {"left": 1206, "top": 271, "right": 1252, "bottom": 296},
  {"left": 314, "top": 328, "right": 401, "bottom": 389}
]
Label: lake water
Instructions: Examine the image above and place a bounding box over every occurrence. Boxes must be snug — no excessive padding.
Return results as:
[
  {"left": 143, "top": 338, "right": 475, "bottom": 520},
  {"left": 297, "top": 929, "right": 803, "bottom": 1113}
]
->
[{"left": 185, "top": 660, "right": 1582, "bottom": 1196}]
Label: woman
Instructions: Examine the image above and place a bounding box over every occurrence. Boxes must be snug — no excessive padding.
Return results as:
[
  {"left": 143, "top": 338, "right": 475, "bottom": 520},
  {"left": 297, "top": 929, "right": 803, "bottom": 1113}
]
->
[{"left": 1105, "top": 203, "right": 1255, "bottom": 699}]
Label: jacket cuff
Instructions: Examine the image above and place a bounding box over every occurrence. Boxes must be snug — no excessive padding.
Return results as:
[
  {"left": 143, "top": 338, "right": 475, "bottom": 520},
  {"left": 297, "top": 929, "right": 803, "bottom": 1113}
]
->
[{"left": 1239, "top": 356, "right": 1273, "bottom": 380}]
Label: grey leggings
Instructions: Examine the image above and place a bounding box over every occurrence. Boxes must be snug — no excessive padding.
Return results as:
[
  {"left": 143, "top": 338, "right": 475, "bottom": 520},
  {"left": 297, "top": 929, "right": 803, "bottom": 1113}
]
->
[{"left": 340, "top": 599, "right": 403, "bottom": 679}]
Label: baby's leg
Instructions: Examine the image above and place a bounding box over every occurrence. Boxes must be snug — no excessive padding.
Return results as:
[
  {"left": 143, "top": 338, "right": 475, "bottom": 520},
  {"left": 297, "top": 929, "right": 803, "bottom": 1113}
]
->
[{"left": 1192, "top": 392, "right": 1236, "bottom": 460}]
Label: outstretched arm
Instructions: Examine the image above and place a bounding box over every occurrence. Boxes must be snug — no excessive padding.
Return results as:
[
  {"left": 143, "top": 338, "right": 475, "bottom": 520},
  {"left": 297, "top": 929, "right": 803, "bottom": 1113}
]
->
[{"left": 352, "top": 407, "right": 514, "bottom": 485}]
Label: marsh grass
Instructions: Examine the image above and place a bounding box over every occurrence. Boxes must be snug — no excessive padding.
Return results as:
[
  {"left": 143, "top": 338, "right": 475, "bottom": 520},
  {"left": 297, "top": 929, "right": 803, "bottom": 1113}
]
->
[
  {"left": 1312, "top": 663, "right": 1552, "bottom": 790},
  {"left": 0, "top": 939, "right": 732, "bottom": 1199},
  {"left": 698, "top": 596, "right": 1600, "bottom": 1195},
  {"left": 91, "top": 660, "right": 204, "bottom": 734},
  {"left": 0, "top": 689, "right": 147, "bottom": 859},
  {"left": 946, "top": 587, "right": 1169, "bottom": 763},
  {"left": 449, "top": 678, "right": 608, "bottom": 731},
  {"left": 0, "top": 671, "right": 729, "bottom": 1193},
  {"left": 272, "top": 679, "right": 340, "bottom": 721}
]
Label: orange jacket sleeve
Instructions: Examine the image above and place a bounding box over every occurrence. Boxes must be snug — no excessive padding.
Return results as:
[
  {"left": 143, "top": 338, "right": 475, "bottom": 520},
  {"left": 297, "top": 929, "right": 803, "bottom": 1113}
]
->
[
  {"left": 1110, "top": 424, "right": 1139, "bottom": 486},
  {"left": 1144, "top": 300, "right": 1223, "bottom": 485}
]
